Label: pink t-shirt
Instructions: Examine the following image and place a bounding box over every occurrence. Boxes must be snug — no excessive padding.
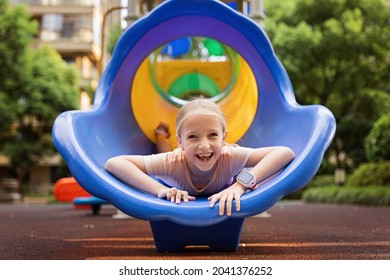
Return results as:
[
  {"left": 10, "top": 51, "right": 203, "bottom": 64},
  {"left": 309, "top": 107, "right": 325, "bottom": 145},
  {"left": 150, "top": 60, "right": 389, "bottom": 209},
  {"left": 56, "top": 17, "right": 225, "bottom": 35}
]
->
[{"left": 144, "top": 145, "right": 253, "bottom": 196}]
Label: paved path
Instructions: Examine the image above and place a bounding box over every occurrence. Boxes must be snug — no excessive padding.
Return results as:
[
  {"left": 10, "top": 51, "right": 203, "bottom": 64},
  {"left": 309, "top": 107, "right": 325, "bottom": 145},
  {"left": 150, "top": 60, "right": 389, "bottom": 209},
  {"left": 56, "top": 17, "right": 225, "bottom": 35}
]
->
[{"left": 0, "top": 201, "right": 389, "bottom": 260}]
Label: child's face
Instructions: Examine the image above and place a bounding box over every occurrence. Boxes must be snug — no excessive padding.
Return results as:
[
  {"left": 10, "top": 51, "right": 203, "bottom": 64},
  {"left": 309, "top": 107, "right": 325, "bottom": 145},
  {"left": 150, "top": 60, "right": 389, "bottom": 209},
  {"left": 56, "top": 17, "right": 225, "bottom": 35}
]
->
[{"left": 177, "top": 114, "right": 226, "bottom": 173}]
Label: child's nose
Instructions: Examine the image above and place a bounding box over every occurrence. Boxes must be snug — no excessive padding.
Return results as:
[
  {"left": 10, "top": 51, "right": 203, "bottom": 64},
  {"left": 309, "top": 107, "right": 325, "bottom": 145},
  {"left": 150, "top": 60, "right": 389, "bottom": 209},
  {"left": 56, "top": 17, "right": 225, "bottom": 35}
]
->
[{"left": 198, "top": 138, "right": 210, "bottom": 149}]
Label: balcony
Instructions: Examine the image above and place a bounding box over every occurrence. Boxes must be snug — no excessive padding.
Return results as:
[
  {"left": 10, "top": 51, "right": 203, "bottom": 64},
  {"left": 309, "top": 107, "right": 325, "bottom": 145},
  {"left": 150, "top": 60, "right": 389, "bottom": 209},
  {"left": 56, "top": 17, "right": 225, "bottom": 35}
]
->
[
  {"left": 11, "top": 0, "right": 96, "bottom": 6},
  {"left": 11, "top": 0, "right": 96, "bottom": 16},
  {"left": 37, "top": 32, "right": 99, "bottom": 60},
  {"left": 33, "top": 13, "right": 101, "bottom": 61}
]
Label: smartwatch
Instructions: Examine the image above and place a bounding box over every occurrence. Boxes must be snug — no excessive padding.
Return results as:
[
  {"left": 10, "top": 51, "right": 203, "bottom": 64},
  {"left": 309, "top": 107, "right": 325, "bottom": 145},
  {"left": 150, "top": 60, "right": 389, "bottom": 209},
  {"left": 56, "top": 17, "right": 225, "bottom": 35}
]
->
[{"left": 236, "top": 170, "right": 256, "bottom": 189}]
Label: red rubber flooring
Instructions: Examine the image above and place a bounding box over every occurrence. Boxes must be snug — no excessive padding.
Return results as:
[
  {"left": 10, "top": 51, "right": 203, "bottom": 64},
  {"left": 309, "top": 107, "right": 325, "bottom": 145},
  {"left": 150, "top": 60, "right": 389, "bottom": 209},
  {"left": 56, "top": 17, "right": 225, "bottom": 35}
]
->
[{"left": 0, "top": 201, "right": 389, "bottom": 260}]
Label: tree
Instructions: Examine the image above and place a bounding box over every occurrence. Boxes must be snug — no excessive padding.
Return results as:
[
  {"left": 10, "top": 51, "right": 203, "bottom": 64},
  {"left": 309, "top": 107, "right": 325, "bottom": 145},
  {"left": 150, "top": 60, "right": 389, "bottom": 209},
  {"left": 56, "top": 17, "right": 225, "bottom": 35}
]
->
[
  {"left": 264, "top": 0, "right": 390, "bottom": 170},
  {"left": 0, "top": 1, "right": 79, "bottom": 194},
  {"left": 3, "top": 45, "right": 79, "bottom": 195},
  {"left": 365, "top": 113, "right": 390, "bottom": 162},
  {"left": 0, "top": 0, "right": 37, "bottom": 147}
]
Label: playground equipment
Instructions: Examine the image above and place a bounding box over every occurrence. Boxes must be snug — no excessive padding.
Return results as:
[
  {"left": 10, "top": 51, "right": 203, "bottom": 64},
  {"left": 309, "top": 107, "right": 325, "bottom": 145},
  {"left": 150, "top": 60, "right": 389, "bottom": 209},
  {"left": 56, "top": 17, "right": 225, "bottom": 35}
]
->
[
  {"left": 73, "top": 196, "right": 109, "bottom": 215},
  {"left": 52, "top": 0, "right": 336, "bottom": 252},
  {"left": 53, "top": 177, "right": 91, "bottom": 204},
  {"left": 53, "top": 177, "right": 108, "bottom": 214}
]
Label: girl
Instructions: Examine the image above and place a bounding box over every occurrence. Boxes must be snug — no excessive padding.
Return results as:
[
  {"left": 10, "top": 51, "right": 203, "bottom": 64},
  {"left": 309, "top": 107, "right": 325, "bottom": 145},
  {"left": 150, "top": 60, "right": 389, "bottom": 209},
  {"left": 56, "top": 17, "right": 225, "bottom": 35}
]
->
[{"left": 105, "top": 98, "right": 295, "bottom": 216}]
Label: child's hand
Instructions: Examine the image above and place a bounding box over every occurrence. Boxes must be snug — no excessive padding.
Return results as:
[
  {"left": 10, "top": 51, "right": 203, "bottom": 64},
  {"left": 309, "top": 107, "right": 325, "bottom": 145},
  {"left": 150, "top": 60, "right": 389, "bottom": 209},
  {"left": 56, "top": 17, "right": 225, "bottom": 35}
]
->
[
  {"left": 157, "top": 187, "right": 195, "bottom": 204},
  {"left": 208, "top": 183, "right": 247, "bottom": 216}
]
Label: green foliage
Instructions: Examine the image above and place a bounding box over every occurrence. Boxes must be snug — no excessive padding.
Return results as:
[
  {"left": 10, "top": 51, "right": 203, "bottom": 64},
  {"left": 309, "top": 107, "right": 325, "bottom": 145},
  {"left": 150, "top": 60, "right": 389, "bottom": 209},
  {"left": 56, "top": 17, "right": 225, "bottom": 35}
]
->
[
  {"left": 3, "top": 45, "right": 79, "bottom": 170},
  {"left": 302, "top": 186, "right": 390, "bottom": 206},
  {"left": 26, "top": 45, "right": 79, "bottom": 118},
  {"left": 306, "top": 174, "right": 335, "bottom": 188},
  {"left": 107, "top": 22, "right": 123, "bottom": 55},
  {"left": 346, "top": 161, "right": 390, "bottom": 186},
  {"left": 337, "top": 90, "right": 390, "bottom": 166},
  {"left": 365, "top": 114, "right": 390, "bottom": 162},
  {"left": 302, "top": 185, "right": 340, "bottom": 204},
  {"left": 0, "top": 1, "right": 79, "bottom": 176},
  {"left": 0, "top": 0, "right": 37, "bottom": 141},
  {"left": 264, "top": 0, "right": 390, "bottom": 169},
  {"left": 336, "top": 116, "right": 372, "bottom": 167},
  {"left": 284, "top": 174, "right": 335, "bottom": 199},
  {"left": 298, "top": 163, "right": 390, "bottom": 206}
]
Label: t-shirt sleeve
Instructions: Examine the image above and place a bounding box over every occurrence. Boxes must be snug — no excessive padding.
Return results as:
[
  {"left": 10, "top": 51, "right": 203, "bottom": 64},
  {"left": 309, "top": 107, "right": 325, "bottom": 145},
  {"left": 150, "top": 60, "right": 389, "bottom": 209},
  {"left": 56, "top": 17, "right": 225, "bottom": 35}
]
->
[
  {"left": 144, "top": 148, "right": 184, "bottom": 177},
  {"left": 144, "top": 153, "right": 170, "bottom": 177},
  {"left": 228, "top": 146, "right": 254, "bottom": 176}
]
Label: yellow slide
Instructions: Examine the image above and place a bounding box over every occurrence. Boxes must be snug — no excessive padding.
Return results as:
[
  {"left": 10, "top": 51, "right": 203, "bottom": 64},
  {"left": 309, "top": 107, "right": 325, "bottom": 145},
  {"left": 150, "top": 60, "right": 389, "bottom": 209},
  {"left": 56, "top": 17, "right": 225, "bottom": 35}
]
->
[{"left": 132, "top": 56, "right": 258, "bottom": 147}]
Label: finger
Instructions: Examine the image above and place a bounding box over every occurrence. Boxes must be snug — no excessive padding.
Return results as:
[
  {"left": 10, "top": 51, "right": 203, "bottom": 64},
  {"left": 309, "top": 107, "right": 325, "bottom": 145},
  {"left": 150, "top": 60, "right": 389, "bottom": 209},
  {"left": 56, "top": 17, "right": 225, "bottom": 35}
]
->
[
  {"left": 176, "top": 191, "right": 182, "bottom": 204},
  {"left": 167, "top": 188, "right": 174, "bottom": 199},
  {"left": 183, "top": 192, "right": 189, "bottom": 202},
  {"left": 226, "top": 194, "right": 234, "bottom": 216},
  {"left": 219, "top": 195, "right": 227, "bottom": 216},
  {"left": 170, "top": 189, "right": 176, "bottom": 203},
  {"left": 208, "top": 195, "right": 218, "bottom": 208},
  {"left": 182, "top": 192, "right": 195, "bottom": 202},
  {"left": 235, "top": 193, "right": 241, "bottom": 212}
]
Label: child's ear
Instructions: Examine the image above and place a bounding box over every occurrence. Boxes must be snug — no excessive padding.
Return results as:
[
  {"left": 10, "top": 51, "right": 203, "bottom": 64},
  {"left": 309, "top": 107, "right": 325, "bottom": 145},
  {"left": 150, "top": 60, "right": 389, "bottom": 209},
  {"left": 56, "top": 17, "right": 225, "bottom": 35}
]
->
[{"left": 223, "top": 131, "right": 227, "bottom": 141}]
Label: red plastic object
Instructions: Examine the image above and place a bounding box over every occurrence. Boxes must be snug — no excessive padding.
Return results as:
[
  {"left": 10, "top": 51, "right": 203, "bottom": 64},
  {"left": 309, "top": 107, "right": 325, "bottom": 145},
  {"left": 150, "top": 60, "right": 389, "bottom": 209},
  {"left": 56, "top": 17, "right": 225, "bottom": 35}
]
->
[{"left": 53, "top": 177, "right": 91, "bottom": 209}]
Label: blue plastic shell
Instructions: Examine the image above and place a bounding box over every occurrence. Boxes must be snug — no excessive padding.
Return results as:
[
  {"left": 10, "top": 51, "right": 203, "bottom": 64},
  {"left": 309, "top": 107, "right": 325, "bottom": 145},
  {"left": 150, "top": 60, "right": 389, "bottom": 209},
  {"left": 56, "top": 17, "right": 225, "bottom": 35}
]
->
[{"left": 53, "top": 0, "right": 336, "bottom": 229}]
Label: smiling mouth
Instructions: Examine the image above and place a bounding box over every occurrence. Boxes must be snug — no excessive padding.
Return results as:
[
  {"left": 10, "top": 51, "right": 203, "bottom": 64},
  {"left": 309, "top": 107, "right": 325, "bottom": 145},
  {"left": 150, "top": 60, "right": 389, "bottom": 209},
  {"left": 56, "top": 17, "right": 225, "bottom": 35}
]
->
[{"left": 196, "top": 153, "right": 213, "bottom": 161}]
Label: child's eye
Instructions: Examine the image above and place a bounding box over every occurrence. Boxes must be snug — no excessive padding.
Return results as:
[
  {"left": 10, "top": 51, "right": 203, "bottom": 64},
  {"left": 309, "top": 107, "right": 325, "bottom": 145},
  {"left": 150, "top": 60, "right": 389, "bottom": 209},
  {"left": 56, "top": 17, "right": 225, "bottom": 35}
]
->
[
  {"left": 188, "top": 135, "right": 197, "bottom": 140},
  {"left": 209, "top": 132, "right": 219, "bottom": 137}
]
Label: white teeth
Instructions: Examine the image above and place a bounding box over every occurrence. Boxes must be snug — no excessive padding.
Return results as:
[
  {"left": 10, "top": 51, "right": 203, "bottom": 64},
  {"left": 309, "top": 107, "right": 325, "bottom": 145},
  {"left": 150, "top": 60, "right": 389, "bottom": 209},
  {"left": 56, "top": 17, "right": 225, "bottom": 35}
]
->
[
  {"left": 199, "top": 153, "right": 211, "bottom": 157},
  {"left": 197, "top": 153, "right": 212, "bottom": 161}
]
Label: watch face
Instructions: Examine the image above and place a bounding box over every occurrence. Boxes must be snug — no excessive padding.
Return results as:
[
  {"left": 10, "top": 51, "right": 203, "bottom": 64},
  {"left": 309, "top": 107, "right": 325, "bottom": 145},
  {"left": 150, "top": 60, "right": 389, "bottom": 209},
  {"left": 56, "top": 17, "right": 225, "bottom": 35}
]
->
[{"left": 238, "top": 171, "right": 254, "bottom": 184}]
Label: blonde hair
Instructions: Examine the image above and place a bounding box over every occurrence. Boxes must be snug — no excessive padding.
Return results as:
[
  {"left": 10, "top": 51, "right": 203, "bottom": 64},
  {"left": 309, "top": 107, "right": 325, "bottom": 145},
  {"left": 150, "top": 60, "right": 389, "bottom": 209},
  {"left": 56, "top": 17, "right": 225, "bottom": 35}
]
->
[{"left": 176, "top": 97, "right": 227, "bottom": 136}]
